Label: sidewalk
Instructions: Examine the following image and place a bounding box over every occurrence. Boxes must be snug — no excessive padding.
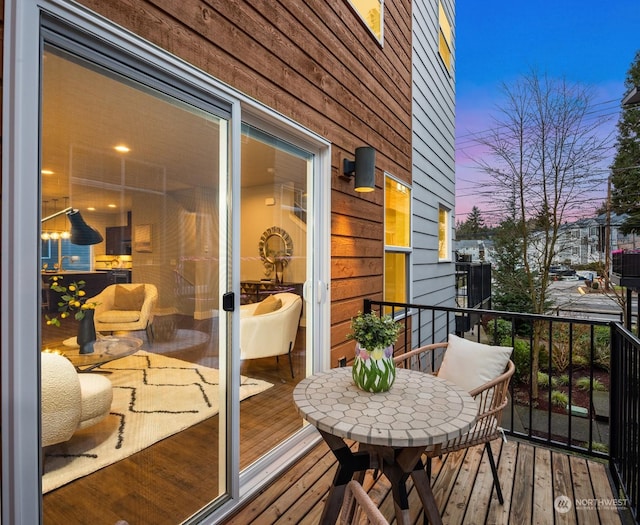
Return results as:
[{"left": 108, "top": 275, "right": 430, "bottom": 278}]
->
[{"left": 504, "top": 399, "right": 610, "bottom": 449}]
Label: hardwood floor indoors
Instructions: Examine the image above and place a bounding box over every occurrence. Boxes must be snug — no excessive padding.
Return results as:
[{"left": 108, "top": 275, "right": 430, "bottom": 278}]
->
[{"left": 41, "top": 312, "right": 306, "bottom": 525}]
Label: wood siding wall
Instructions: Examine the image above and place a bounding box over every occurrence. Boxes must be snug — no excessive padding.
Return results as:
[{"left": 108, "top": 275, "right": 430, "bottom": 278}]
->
[
  {"left": 72, "top": 0, "right": 413, "bottom": 366},
  {"left": 411, "top": 0, "right": 457, "bottom": 312}
]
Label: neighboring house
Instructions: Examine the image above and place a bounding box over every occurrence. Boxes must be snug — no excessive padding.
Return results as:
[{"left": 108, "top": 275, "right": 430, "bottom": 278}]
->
[
  {"left": 599, "top": 212, "right": 640, "bottom": 252},
  {"left": 554, "top": 217, "right": 601, "bottom": 266},
  {"left": 455, "top": 239, "right": 495, "bottom": 264},
  {"left": 528, "top": 213, "right": 636, "bottom": 269},
  {"left": 2, "top": 1, "right": 456, "bottom": 524}
]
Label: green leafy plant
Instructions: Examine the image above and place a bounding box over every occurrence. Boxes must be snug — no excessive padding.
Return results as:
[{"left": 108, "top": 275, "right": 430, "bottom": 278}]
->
[
  {"left": 45, "top": 276, "right": 98, "bottom": 327},
  {"left": 551, "top": 390, "right": 569, "bottom": 407},
  {"left": 590, "top": 441, "right": 609, "bottom": 453},
  {"left": 557, "top": 374, "right": 570, "bottom": 387},
  {"left": 347, "top": 311, "right": 402, "bottom": 352},
  {"left": 485, "top": 318, "right": 512, "bottom": 345},
  {"left": 576, "top": 377, "right": 606, "bottom": 392},
  {"left": 509, "top": 338, "right": 531, "bottom": 384},
  {"left": 537, "top": 371, "right": 551, "bottom": 388}
]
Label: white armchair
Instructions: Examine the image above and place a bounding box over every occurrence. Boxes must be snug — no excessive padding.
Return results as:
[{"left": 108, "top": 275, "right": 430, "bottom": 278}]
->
[
  {"left": 41, "top": 352, "right": 113, "bottom": 447},
  {"left": 240, "top": 292, "right": 303, "bottom": 377},
  {"left": 87, "top": 283, "right": 158, "bottom": 339}
]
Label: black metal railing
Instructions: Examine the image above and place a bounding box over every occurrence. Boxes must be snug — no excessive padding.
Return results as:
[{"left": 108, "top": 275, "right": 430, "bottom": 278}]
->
[
  {"left": 455, "top": 261, "right": 491, "bottom": 310},
  {"left": 612, "top": 250, "right": 640, "bottom": 278},
  {"left": 610, "top": 324, "right": 640, "bottom": 521},
  {"left": 364, "top": 298, "right": 640, "bottom": 521}
]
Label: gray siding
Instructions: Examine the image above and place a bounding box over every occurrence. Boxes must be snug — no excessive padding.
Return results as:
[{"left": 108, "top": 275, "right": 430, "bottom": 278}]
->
[{"left": 411, "top": 0, "right": 456, "bottom": 311}]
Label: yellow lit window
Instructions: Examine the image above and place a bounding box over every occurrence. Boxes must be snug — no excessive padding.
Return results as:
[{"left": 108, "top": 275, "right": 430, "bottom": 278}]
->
[
  {"left": 438, "top": 206, "right": 450, "bottom": 260},
  {"left": 385, "top": 252, "right": 407, "bottom": 304},
  {"left": 384, "top": 175, "right": 411, "bottom": 308},
  {"left": 349, "top": 0, "right": 383, "bottom": 41},
  {"left": 385, "top": 177, "right": 411, "bottom": 247},
  {"left": 438, "top": 2, "right": 452, "bottom": 72}
]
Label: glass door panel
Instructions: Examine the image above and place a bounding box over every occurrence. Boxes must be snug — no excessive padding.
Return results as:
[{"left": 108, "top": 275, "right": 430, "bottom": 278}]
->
[
  {"left": 40, "top": 45, "right": 229, "bottom": 523},
  {"left": 239, "top": 124, "right": 310, "bottom": 467}
]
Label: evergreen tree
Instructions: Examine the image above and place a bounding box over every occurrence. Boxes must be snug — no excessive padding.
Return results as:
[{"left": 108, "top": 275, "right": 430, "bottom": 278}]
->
[
  {"left": 492, "top": 218, "right": 533, "bottom": 313},
  {"left": 466, "top": 206, "right": 486, "bottom": 239},
  {"left": 611, "top": 50, "right": 640, "bottom": 233},
  {"left": 456, "top": 206, "right": 487, "bottom": 239}
]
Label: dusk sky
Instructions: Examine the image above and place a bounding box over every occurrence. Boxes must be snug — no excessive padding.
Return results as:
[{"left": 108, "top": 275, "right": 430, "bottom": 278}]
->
[{"left": 455, "top": 1, "right": 640, "bottom": 225}]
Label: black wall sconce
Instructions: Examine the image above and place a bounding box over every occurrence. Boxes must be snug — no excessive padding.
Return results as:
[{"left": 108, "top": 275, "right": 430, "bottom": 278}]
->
[{"left": 342, "top": 146, "right": 376, "bottom": 192}]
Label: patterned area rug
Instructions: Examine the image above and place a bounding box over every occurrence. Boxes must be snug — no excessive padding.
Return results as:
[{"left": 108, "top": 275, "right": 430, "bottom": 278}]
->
[{"left": 43, "top": 350, "right": 273, "bottom": 493}]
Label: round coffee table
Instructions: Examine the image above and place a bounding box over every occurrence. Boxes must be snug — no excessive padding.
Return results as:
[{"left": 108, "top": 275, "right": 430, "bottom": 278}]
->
[{"left": 46, "top": 336, "right": 143, "bottom": 372}]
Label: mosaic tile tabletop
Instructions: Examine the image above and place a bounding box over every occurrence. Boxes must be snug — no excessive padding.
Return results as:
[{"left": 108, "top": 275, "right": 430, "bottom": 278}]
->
[{"left": 293, "top": 367, "right": 477, "bottom": 447}]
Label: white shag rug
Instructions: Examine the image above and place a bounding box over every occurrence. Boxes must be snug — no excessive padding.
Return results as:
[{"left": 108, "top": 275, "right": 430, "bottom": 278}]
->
[{"left": 43, "top": 350, "right": 273, "bottom": 493}]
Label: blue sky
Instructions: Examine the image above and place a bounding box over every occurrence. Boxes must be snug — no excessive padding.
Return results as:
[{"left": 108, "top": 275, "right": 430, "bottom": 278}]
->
[{"left": 455, "top": 1, "right": 640, "bottom": 223}]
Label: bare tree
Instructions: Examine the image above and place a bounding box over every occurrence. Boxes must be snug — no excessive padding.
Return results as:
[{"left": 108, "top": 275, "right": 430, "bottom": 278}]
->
[{"left": 475, "top": 71, "right": 612, "bottom": 397}]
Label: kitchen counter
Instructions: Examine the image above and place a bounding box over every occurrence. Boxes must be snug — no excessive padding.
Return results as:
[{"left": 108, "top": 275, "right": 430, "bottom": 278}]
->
[{"left": 42, "top": 271, "right": 111, "bottom": 312}]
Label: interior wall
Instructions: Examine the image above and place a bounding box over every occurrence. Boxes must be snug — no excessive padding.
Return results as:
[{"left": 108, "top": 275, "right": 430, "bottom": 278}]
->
[{"left": 241, "top": 184, "right": 306, "bottom": 285}]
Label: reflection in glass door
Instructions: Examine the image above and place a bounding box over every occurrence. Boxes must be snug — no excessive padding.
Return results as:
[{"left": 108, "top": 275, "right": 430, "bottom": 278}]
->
[
  {"left": 239, "top": 125, "right": 311, "bottom": 467},
  {"left": 40, "top": 45, "right": 229, "bottom": 523}
]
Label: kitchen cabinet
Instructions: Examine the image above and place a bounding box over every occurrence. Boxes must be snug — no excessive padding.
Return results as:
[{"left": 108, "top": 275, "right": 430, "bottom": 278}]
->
[
  {"left": 106, "top": 225, "right": 131, "bottom": 255},
  {"left": 42, "top": 271, "right": 110, "bottom": 313}
]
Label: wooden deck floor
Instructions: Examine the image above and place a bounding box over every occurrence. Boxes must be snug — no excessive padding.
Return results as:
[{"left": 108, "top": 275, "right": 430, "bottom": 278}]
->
[{"left": 226, "top": 438, "right": 628, "bottom": 525}]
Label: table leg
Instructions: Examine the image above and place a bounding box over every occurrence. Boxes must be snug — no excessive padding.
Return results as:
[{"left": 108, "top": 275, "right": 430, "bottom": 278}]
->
[
  {"left": 381, "top": 447, "right": 442, "bottom": 525},
  {"left": 318, "top": 430, "right": 371, "bottom": 525},
  {"left": 410, "top": 458, "right": 442, "bottom": 525}
]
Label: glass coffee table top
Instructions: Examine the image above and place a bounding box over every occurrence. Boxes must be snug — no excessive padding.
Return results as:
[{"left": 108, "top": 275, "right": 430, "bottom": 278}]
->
[{"left": 44, "top": 335, "right": 143, "bottom": 371}]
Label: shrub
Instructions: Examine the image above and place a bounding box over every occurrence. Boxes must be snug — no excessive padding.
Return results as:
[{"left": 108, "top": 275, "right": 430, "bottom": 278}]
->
[
  {"left": 538, "top": 371, "right": 551, "bottom": 388},
  {"left": 591, "top": 281, "right": 599, "bottom": 290},
  {"left": 590, "top": 441, "right": 609, "bottom": 453},
  {"left": 511, "top": 339, "right": 531, "bottom": 384},
  {"left": 551, "top": 390, "right": 569, "bottom": 407},
  {"left": 576, "top": 377, "right": 606, "bottom": 392},
  {"left": 557, "top": 374, "right": 570, "bottom": 387},
  {"left": 551, "top": 341, "right": 570, "bottom": 373},
  {"left": 485, "top": 318, "right": 513, "bottom": 345}
]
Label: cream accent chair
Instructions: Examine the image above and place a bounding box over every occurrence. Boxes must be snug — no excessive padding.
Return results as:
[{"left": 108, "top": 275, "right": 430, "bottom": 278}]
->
[
  {"left": 87, "top": 283, "right": 158, "bottom": 340},
  {"left": 240, "top": 292, "right": 303, "bottom": 378},
  {"left": 41, "top": 352, "right": 113, "bottom": 447}
]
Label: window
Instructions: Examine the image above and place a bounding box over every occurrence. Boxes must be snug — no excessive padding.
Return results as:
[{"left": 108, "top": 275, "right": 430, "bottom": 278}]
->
[
  {"left": 438, "top": 2, "right": 453, "bottom": 73},
  {"left": 384, "top": 176, "right": 411, "bottom": 306},
  {"left": 438, "top": 205, "right": 450, "bottom": 261},
  {"left": 349, "top": 0, "right": 383, "bottom": 41}
]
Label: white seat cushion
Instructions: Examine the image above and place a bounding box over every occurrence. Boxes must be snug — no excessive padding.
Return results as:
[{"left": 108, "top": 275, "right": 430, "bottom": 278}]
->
[
  {"left": 77, "top": 374, "right": 113, "bottom": 428},
  {"left": 438, "top": 334, "right": 512, "bottom": 393}
]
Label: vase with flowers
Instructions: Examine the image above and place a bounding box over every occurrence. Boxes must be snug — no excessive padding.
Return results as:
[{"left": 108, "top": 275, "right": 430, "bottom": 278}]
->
[
  {"left": 346, "top": 311, "right": 402, "bottom": 393},
  {"left": 45, "top": 276, "right": 99, "bottom": 354}
]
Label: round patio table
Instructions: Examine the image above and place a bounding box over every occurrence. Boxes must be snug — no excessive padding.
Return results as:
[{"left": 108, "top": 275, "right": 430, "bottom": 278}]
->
[{"left": 293, "top": 366, "right": 477, "bottom": 525}]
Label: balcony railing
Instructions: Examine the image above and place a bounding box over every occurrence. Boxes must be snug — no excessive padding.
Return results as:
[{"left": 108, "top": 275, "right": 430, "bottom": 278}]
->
[{"left": 364, "top": 298, "right": 640, "bottom": 522}]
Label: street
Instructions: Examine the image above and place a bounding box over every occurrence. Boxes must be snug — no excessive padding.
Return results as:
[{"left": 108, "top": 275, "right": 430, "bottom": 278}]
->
[{"left": 547, "top": 280, "right": 637, "bottom": 324}]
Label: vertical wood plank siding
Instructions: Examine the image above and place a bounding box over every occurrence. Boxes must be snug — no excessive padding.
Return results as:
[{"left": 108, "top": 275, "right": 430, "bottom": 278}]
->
[
  {"left": 75, "top": 0, "right": 413, "bottom": 366},
  {"left": 412, "top": 0, "right": 457, "bottom": 309}
]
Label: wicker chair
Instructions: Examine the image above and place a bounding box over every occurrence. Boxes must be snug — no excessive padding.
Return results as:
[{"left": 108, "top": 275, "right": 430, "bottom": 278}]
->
[
  {"left": 394, "top": 342, "right": 515, "bottom": 504},
  {"left": 339, "top": 480, "right": 389, "bottom": 525}
]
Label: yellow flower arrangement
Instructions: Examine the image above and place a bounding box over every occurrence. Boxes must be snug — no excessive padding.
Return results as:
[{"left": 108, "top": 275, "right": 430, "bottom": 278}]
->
[{"left": 45, "top": 276, "right": 98, "bottom": 327}]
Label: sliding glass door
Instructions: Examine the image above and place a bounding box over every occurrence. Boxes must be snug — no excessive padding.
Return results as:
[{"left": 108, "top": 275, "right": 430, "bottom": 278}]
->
[
  {"left": 40, "top": 43, "right": 230, "bottom": 523},
  {"left": 0, "top": 4, "right": 330, "bottom": 522},
  {"left": 238, "top": 124, "right": 312, "bottom": 467}
]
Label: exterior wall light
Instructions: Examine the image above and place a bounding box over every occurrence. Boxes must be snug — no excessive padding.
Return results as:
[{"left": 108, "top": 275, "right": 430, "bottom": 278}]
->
[{"left": 342, "top": 146, "right": 376, "bottom": 192}]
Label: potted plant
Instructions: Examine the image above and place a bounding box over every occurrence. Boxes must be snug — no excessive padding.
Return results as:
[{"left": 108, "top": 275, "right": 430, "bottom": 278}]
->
[
  {"left": 45, "top": 276, "right": 99, "bottom": 354},
  {"left": 347, "top": 311, "right": 402, "bottom": 392}
]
